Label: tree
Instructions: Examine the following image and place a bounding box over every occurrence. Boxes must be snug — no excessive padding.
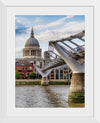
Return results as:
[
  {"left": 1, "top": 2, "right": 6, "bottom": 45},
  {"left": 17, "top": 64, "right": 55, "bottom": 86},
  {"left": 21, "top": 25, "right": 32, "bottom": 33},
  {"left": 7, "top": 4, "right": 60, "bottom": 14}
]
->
[
  {"left": 29, "top": 72, "right": 36, "bottom": 79},
  {"left": 15, "top": 71, "right": 20, "bottom": 79}
]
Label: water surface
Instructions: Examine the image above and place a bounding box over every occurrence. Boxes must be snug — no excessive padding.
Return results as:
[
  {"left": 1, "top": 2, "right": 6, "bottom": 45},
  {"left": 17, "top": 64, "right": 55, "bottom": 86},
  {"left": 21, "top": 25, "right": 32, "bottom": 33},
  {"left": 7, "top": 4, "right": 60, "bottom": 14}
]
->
[{"left": 15, "top": 85, "right": 84, "bottom": 108}]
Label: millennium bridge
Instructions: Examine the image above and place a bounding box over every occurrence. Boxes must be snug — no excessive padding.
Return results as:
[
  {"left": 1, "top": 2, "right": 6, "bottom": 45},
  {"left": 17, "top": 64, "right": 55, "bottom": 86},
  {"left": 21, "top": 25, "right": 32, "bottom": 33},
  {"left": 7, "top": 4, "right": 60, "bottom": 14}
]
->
[{"left": 35, "top": 30, "right": 85, "bottom": 103}]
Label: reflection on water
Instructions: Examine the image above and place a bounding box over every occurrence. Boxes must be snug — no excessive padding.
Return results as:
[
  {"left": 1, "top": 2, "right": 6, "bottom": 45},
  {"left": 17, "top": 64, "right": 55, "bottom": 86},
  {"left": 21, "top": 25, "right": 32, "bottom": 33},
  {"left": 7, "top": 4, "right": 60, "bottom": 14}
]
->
[{"left": 15, "top": 85, "right": 84, "bottom": 108}]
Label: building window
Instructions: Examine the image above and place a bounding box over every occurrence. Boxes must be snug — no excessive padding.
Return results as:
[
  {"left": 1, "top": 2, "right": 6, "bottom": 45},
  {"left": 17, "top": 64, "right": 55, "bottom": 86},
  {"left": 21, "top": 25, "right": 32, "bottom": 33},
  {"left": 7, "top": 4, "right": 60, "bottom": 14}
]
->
[
  {"left": 51, "top": 70, "right": 54, "bottom": 79},
  {"left": 51, "top": 70, "right": 54, "bottom": 74},
  {"left": 27, "top": 70, "right": 32, "bottom": 72},
  {"left": 60, "top": 69, "right": 63, "bottom": 79},
  {"left": 18, "top": 70, "right": 24, "bottom": 72},
  {"left": 34, "top": 61, "right": 36, "bottom": 64},
  {"left": 56, "top": 69, "right": 59, "bottom": 74},
  {"left": 56, "top": 69, "right": 59, "bottom": 79},
  {"left": 26, "top": 67, "right": 28, "bottom": 70},
  {"left": 25, "top": 50, "right": 29, "bottom": 56},
  {"left": 64, "top": 75, "right": 67, "bottom": 79},
  {"left": 40, "top": 62, "right": 42, "bottom": 68},
  {"left": 31, "top": 50, "right": 34, "bottom": 55},
  {"left": 31, "top": 50, "right": 36, "bottom": 56},
  {"left": 29, "top": 67, "right": 32, "bottom": 70},
  {"left": 20, "top": 74, "right": 24, "bottom": 76},
  {"left": 22, "top": 67, "right": 24, "bottom": 70},
  {"left": 26, "top": 73, "right": 28, "bottom": 77},
  {"left": 51, "top": 75, "right": 54, "bottom": 79}
]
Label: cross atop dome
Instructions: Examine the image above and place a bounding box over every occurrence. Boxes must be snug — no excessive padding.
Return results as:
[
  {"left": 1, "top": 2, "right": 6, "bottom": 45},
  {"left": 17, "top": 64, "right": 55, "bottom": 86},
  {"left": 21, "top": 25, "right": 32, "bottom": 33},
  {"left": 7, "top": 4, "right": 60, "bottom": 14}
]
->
[{"left": 30, "top": 27, "right": 34, "bottom": 38}]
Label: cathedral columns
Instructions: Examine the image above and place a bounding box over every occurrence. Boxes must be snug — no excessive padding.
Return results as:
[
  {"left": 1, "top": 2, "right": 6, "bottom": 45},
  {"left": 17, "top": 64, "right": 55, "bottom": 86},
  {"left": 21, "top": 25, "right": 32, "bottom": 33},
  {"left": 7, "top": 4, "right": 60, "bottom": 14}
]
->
[
  {"left": 29, "top": 49, "right": 31, "bottom": 56},
  {"left": 36, "top": 50, "right": 38, "bottom": 56}
]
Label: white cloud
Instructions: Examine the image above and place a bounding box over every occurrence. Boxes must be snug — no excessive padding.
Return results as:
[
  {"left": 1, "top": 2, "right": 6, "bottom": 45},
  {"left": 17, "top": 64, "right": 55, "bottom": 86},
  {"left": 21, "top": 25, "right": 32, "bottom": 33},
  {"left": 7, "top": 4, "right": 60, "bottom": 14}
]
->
[
  {"left": 15, "top": 15, "right": 75, "bottom": 33},
  {"left": 15, "top": 35, "right": 28, "bottom": 47},
  {"left": 15, "top": 16, "right": 32, "bottom": 27},
  {"left": 16, "top": 19, "right": 21, "bottom": 23},
  {"left": 62, "top": 21, "right": 85, "bottom": 34},
  {"left": 15, "top": 35, "right": 28, "bottom": 58},
  {"left": 67, "top": 15, "right": 75, "bottom": 19},
  {"left": 15, "top": 17, "right": 25, "bottom": 24},
  {"left": 34, "top": 17, "right": 42, "bottom": 23},
  {"left": 34, "top": 16, "right": 68, "bottom": 30},
  {"left": 15, "top": 47, "right": 23, "bottom": 58},
  {"left": 35, "top": 21, "right": 85, "bottom": 42}
]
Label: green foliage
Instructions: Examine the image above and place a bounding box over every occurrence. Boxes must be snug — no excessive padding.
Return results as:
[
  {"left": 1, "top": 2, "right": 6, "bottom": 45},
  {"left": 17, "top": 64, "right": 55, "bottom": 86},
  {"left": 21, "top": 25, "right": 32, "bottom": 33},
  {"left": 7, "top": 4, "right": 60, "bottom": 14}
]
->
[
  {"left": 15, "top": 71, "right": 20, "bottom": 79},
  {"left": 16, "top": 81, "right": 41, "bottom": 85},
  {"left": 29, "top": 72, "right": 36, "bottom": 79},
  {"left": 74, "top": 92, "right": 84, "bottom": 97},
  {"left": 49, "top": 81, "right": 70, "bottom": 85}
]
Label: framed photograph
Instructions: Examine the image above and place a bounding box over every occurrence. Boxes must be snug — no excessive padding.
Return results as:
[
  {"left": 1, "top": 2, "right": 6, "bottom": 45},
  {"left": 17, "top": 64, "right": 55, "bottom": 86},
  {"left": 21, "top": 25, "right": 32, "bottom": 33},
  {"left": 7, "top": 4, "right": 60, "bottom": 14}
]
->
[{"left": 0, "top": 0, "right": 98, "bottom": 123}]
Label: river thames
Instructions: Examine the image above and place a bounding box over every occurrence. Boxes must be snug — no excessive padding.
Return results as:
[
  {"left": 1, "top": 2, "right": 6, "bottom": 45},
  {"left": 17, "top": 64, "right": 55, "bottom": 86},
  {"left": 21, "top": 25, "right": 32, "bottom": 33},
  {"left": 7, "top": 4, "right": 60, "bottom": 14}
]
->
[{"left": 15, "top": 85, "right": 84, "bottom": 108}]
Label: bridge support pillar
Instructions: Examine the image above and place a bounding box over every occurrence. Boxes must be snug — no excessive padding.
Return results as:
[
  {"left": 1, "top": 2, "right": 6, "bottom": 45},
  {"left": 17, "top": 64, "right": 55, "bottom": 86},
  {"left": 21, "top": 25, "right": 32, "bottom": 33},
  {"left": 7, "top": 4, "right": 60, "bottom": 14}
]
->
[
  {"left": 41, "top": 77, "right": 49, "bottom": 86},
  {"left": 68, "top": 73, "right": 85, "bottom": 103}
]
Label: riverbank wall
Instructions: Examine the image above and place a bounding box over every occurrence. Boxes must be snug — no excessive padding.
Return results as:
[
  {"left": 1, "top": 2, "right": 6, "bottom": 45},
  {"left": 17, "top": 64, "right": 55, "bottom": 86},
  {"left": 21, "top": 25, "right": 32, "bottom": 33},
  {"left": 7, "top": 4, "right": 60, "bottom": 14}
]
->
[{"left": 16, "top": 79, "right": 70, "bottom": 85}]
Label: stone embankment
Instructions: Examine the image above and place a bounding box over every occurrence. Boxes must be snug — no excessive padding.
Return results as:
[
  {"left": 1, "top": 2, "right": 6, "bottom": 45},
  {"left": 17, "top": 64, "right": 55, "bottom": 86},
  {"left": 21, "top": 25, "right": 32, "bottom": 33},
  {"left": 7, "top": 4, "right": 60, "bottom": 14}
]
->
[{"left": 16, "top": 79, "right": 70, "bottom": 85}]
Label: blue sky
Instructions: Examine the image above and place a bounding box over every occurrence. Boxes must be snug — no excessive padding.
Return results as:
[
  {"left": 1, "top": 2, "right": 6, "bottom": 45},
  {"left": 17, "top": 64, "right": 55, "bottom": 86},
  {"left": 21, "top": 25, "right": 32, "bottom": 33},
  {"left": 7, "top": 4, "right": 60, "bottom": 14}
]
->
[{"left": 15, "top": 15, "right": 85, "bottom": 58}]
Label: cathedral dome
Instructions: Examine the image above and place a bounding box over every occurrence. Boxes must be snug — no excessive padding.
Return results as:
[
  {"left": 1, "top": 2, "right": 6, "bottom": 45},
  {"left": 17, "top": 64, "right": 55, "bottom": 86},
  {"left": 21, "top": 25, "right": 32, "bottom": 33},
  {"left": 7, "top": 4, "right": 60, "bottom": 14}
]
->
[
  {"left": 25, "top": 37, "right": 40, "bottom": 47},
  {"left": 25, "top": 27, "right": 40, "bottom": 47}
]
